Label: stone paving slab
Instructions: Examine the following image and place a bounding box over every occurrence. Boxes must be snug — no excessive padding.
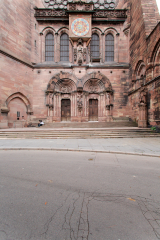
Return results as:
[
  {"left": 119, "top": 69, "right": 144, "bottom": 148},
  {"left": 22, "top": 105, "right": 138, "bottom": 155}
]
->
[{"left": 0, "top": 138, "right": 159, "bottom": 157}]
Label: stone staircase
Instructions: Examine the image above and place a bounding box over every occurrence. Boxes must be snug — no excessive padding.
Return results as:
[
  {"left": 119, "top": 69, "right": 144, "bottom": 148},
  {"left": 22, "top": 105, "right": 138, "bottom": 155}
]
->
[
  {"left": 42, "top": 120, "right": 138, "bottom": 128},
  {"left": 0, "top": 128, "right": 159, "bottom": 139}
]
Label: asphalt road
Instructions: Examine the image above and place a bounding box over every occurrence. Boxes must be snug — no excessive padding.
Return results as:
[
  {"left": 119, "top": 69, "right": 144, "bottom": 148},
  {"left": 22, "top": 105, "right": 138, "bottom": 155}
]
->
[{"left": 0, "top": 150, "right": 160, "bottom": 240}]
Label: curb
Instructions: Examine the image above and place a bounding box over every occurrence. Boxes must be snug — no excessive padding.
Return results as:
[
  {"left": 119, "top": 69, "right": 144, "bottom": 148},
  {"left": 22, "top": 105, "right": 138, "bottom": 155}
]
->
[{"left": 0, "top": 147, "right": 159, "bottom": 158}]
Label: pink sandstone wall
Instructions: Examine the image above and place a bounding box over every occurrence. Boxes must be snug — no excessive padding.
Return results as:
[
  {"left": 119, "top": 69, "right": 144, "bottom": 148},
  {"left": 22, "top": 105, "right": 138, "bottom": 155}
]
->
[
  {"left": 128, "top": 0, "right": 160, "bottom": 125},
  {"left": 0, "top": 54, "right": 33, "bottom": 128},
  {"left": 0, "top": 0, "right": 33, "bottom": 63}
]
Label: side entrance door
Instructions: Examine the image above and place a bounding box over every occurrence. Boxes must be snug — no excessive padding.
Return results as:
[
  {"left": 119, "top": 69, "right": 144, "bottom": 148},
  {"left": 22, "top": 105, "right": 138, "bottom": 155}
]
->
[
  {"left": 89, "top": 99, "right": 98, "bottom": 121},
  {"left": 61, "top": 99, "right": 71, "bottom": 121}
]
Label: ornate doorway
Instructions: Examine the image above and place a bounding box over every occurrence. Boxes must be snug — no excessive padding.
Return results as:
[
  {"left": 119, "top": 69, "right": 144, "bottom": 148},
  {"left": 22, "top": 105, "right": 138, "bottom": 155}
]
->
[
  {"left": 89, "top": 99, "right": 98, "bottom": 121},
  {"left": 61, "top": 99, "right": 71, "bottom": 121}
]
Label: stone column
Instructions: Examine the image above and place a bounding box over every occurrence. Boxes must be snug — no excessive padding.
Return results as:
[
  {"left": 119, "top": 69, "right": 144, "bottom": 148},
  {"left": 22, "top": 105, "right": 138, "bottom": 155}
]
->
[{"left": 40, "top": 32, "right": 43, "bottom": 62}]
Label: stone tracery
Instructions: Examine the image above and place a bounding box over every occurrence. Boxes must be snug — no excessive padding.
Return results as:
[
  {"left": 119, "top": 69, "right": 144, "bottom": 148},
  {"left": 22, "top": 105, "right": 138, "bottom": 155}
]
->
[{"left": 42, "top": 0, "right": 117, "bottom": 9}]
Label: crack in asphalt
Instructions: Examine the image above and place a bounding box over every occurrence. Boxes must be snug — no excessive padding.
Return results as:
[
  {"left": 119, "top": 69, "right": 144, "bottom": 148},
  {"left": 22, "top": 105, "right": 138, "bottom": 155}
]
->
[
  {"left": 137, "top": 197, "right": 160, "bottom": 239},
  {"left": 1, "top": 191, "right": 159, "bottom": 240},
  {"left": 41, "top": 192, "right": 72, "bottom": 239},
  {"left": 92, "top": 193, "right": 160, "bottom": 240},
  {"left": 36, "top": 191, "right": 160, "bottom": 240}
]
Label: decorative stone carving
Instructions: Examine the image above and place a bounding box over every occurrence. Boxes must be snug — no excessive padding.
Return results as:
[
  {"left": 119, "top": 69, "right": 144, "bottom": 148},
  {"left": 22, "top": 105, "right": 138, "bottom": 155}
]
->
[
  {"left": 85, "top": 4, "right": 92, "bottom": 11},
  {"left": 106, "top": 93, "right": 111, "bottom": 105},
  {"left": 35, "top": 9, "right": 68, "bottom": 18},
  {"left": 69, "top": 4, "right": 76, "bottom": 11},
  {"left": 139, "top": 87, "right": 147, "bottom": 104},
  {"left": 77, "top": 39, "right": 84, "bottom": 65},
  {"left": 77, "top": 93, "right": 83, "bottom": 111},
  {"left": 74, "top": 48, "right": 77, "bottom": 62},
  {"left": 61, "top": 86, "right": 72, "bottom": 93},
  {"left": 123, "top": 24, "right": 131, "bottom": 36},
  {"left": 46, "top": 92, "right": 53, "bottom": 108},
  {"left": 1, "top": 106, "right": 9, "bottom": 113},
  {"left": 106, "top": 105, "right": 110, "bottom": 110},
  {"left": 93, "top": 10, "right": 127, "bottom": 18},
  {"left": 26, "top": 105, "right": 33, "bottom": 115},
  {"left": 89, "top": 86, "right": 99, "bottom": 93},
  {"left": 83, "top": 48, "right": 87, "bottom": 62},
  {"left": 77, "top": 46, "right": 83, "bottom": 65},
  {"left": 49, "top": 93, "right": 53, "bottom": 108},
  {"left": 42, "top": 0, "right": 116, "bottom": 10},
  {"left": 138, "top": 87, "right": 147, "bottom": 128}
]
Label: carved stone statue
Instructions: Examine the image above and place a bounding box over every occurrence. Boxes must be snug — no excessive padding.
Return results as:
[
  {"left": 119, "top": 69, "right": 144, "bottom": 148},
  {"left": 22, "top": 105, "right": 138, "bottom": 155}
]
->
[
  {"left": 77, "top": 39, "right": 84, "bottom": 65},
  {"left": 77, "top": 44, "right": 83, "bottom": 65},
  {"left": 138, "top": 87, "right": 147, "bottom": 128},
  {"left": 139, "top": 87, "right": 147, "bottom": 104},
  {"left": 106, "top": 93, "right": 110, "bottom": 106},
  {"left": 77, "top": 92, "right": 83, "bottom": 111}
]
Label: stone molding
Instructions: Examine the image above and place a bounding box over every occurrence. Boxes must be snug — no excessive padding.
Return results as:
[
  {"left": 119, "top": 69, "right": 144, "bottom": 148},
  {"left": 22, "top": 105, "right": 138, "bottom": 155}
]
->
[
  {"left": 35, "top": 9, "right": 127, "bottom": 22},
  {"left": 93, "top": 10, "right": 127, "bottom": 18},
  {"left": 0, "top": 49, "right": 33, "bottom": 69},
  {"left": 5, "top": 92, "right": 33, "bottom": 115}
]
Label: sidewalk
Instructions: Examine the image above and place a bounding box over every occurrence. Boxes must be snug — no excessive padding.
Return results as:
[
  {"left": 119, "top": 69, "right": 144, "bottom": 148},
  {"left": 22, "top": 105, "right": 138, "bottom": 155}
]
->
[{"left": 0, "top": 138, "right": 160, "bottom": 157}]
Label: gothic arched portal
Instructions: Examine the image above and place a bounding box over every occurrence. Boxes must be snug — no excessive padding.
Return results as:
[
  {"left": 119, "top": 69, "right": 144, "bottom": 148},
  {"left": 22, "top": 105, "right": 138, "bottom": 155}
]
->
[{"left": 46, "top": 72, "right": 113, "bottom": 122}]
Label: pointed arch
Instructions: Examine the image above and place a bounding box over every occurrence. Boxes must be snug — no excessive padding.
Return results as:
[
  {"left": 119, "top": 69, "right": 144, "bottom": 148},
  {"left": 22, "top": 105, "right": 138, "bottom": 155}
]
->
[
  {"left": 82, "top": 72, "right": 112, "bottom": 93},
  {"left": 151, "top": 39, "right": 160, "bottom": 64},
  {"left": 47, "top": 72, "right": 78, "bottom": 92},
  {"left": 40, "top": 26, "right": 56, "bottom": 36},
  {"left": 135, "top": 60, "right": 146, "bottom": 79},
  {"left": 6, "top": 92, "right": 33, "bottom": 114}
]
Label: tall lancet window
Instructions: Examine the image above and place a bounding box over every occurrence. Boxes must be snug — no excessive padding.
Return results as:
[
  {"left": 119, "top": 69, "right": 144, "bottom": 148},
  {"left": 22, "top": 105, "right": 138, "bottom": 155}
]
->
[
  {"left": 60, "top": 33, "right": 69, "bottom": 61},
  {"left": 45, "top": 33, "right": 54, "bottom": 61},
  {"left": 105, "top": 34, "right": 114, "bottom": 62},
  {"left": 91, "top": 33, "right": 100, "bottom": 59}
]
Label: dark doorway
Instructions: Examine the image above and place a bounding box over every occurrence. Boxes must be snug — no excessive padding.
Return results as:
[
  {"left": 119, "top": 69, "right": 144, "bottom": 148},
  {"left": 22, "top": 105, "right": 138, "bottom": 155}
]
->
[
  {"left": 61, "top": 99, "right": 71, "bottom": 121},
  {"left": 89, "top": 99, "right": 98, "bottom": 121}
]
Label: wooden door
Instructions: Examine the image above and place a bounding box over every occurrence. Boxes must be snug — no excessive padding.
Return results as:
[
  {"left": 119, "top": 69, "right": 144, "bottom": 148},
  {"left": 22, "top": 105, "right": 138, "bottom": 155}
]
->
[
  {"left": 89, "top": 99, "right": 98, "bottom": 121},
  {"left": 61, "top": 99, "right": 71, "bottom": 121}
]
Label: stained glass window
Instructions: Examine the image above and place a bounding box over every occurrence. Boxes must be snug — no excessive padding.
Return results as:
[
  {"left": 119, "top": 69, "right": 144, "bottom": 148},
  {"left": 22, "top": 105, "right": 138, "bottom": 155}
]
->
[
  {"left": 60, "top": 33, "right": 69, "bottom": 61},
  {"left": 45, "top": 33, "right": 54, "bottom": 61},
  {"left": 105, "top": 34, "right": 114, "bottom": 62},
  {"left": 91, "top": 34, "right": 100, "bottom": 59}
]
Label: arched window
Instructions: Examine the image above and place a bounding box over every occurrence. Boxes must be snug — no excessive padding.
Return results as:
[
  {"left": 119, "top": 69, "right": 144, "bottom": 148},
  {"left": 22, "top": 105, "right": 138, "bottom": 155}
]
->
[
  {"left": 45, "top": 33, "right": 54, "bottom": 61},
  {"left": 105, "top": 34, "right": 114, "bottom": 62},
  {"left": 60, "top": 33, "right": 69, "bottom": 61},
  {"left": 91, "top": 33, "right": 100, "bottom": 59}
]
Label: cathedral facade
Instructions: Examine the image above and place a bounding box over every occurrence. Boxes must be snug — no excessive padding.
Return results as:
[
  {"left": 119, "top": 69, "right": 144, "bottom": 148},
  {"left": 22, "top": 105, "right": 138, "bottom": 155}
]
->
[{"left": 0, "top": 0, "right": 160, "bottom": 128}]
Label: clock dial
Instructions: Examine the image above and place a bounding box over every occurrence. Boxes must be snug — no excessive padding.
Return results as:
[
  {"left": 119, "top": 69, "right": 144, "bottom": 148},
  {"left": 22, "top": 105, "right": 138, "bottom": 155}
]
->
[{"left": 71, "top": 18, "right": 89, "bottom": 36}]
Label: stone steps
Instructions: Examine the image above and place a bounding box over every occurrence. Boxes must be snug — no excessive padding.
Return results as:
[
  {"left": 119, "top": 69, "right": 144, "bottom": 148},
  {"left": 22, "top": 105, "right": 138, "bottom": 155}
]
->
[
  {"left": 0, "top": 128, "right": 159, "bottom": 139},
  {"left": 41, "top": 121, "right": 138, "bottom": 128}
]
